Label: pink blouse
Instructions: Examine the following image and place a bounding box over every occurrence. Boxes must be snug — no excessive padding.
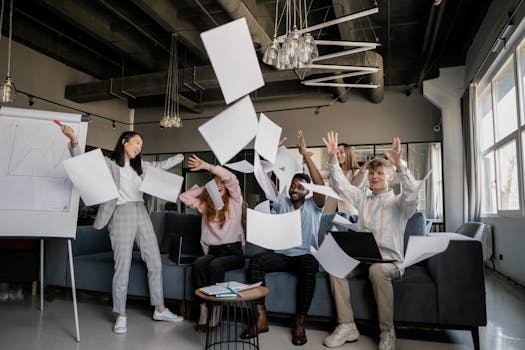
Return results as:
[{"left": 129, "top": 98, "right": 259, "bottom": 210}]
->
[{"left": 179, "top": 165, "right": 245, "bottom": 254}]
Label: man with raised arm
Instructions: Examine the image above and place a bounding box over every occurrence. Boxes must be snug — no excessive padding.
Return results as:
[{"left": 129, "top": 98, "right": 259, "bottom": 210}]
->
[
  {"left": 242, "top": 130, "right": 326, "bottom": 346},
  {"left": 322, "top": 131, "right": 419, "bottom": 350}
]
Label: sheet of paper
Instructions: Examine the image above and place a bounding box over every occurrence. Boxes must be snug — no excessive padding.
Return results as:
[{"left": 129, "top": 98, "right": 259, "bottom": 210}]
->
[
  {"left": 300, "top": 181, "right": 343, "bottom": 200},
  {"left": 253, "top": 199, "right": 271, "bottom": 213},
  {"left": 198, "top": 96, "right": 258, "bottom": 165},
  {"left": 62, "top": 148, "right": 118, "bottom": 206},
  {"left": 246, "top": 208, "right": 301, "bottom": 250},
  {"left": 200, "top": 18, "right": 265, "bottom": 104},
  {"left": 224, "top": 159, "right": 254, "bottom": 173},
  {"left": 205, "top": 179, "right": 224, "bottom": 210},
  {"left": 253, "top": 152, "right": 277, "bottom": 202},
  {"left": 401, "top": 235, "right": 450, "bottom": 269},
  {"left": 406, "top": 170, "right": 433, "bottom": 201},
  {"left": 139, "top": 167, "right": 183, "bottom": 203},
  {"left": 260, "top": 160, "right": 274, "bottom": 173},
  {"left": 311, "top": 233, "right": 360, "bottom": 279},
  {"left": 332, "top": 214, "right": 361, "bottom": 232},
  {"left": 254, "top": 113, "right": 281, "bottom": 164},
  {"left": 274, "top": 146, "right": 302, "bottom": 189},
  {"left": 216, "top": 281, "right": 262, "bottom": 291}
]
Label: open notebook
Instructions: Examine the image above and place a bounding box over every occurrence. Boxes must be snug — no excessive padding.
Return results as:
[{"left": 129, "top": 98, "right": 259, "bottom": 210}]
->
[{"left": 200, "top": 281, "right": 262, "bottom": 296}]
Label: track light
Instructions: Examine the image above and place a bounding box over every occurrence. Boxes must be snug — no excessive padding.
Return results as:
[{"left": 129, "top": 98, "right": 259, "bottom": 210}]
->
[
  {"left": 112, "top": 120, "right": 116, "bottom": 130},
  {"left": 28, "top": 96, "right": 34, "bottom": 106}
]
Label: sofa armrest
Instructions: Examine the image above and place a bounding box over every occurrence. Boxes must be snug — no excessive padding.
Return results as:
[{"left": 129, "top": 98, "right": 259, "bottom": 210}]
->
[
  {"left": 427, "top": 232, "right": 487, "bottom": 327},
  {"left": 72, "top": 226, "right": 112, "bottom": 256}
]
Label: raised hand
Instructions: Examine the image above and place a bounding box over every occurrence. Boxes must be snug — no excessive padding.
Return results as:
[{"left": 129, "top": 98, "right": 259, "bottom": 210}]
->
[
  {"left": 297, "top": 130, "right": 310, "bottom": 157},
  {"left": 176, "top": 153, "right": 184, "bottom": 161},
  {"left": 384, "top": 137, "right": 406, "bottom": 171},
  {"left": 60, "top": 124, "right": 78, "bottom": 147},
  {"left": 187, "top": 154, "right": 209, "bottom": 172},
  {"left": 322, "top": 131, "right": 339, "bottom": 157},
  {"left": 278, "top": 136, "right": 288, "bottom": 147}
]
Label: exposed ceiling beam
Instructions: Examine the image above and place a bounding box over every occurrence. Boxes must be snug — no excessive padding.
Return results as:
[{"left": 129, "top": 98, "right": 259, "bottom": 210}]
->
[{"left": 131, "top": 0, "right": 209, "bottom": 60}]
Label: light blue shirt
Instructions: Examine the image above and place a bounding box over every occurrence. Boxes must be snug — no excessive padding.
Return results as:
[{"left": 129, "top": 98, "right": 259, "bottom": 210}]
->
[{"left": 272, "top": 193, "right": 323, "bottom": 257}]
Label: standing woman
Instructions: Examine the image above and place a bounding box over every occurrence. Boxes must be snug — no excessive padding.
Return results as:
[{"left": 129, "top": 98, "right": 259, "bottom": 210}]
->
[
  {"left": 61, "top": 126, "right": 184, "bottom": 334},
  {"left": 179, "top": 155, "right": 245, "bottom": 332}
]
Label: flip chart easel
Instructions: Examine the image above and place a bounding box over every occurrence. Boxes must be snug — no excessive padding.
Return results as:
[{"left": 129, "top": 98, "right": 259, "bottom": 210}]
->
[{"left": 0, "top": 106, "right": 89, "bottom": 342}]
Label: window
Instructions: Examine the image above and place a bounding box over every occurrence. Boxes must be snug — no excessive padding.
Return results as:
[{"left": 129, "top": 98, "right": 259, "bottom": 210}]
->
[
  {"left": 493, "top": 57, "right": 518, "bottom": 141},
  {"left": 496, "top": 141, "right": 519, "bottom": 210},
  {"left": 477, "top": 38, "right": 525, "bottom": 216}
]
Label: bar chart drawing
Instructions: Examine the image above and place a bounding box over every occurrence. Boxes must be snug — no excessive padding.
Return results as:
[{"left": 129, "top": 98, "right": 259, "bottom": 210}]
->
[{"left": 0, "top": 115, "right": 79, "bottom": 211}]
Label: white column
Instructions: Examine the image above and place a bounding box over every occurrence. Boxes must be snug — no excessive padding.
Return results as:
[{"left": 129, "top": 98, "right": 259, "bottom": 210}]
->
[{"left": 423, "top": 66, "right": 465, "bottom": 232}]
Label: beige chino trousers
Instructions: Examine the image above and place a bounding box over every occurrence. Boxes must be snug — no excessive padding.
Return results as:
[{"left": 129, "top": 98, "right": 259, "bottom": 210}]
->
[{"left": 330, "top": 263, "right": 400, "bottom": 331}]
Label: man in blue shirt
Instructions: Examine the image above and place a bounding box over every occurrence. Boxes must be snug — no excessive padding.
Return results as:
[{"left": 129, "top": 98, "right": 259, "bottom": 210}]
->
[{"left": 242, "top": 130, "right": 326, "bottom": 346}]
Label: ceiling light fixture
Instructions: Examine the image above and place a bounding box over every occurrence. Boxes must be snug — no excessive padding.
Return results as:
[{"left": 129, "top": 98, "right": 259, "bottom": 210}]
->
[
  {"left": 263, "top": 0, "right": 319, "bottom": 70},
  {"left": 0, "top": 0, "right": 16, "bottom": 102},
  {"left": 160, "top": 33, "right": 182, "bottom": 128}
]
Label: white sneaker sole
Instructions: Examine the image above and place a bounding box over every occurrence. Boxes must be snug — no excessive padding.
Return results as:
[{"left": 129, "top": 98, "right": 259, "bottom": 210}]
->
[
  {"left": 153, "top": 315, "right": 184, "bottom": 322},
  {"left": 113, "top": 327, "right": 127, "bottom": 334}
]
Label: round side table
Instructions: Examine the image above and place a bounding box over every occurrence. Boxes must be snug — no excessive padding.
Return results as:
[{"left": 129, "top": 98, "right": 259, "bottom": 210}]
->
[{"left": 195, "top": 286, "right": 269, "bottom": 350}]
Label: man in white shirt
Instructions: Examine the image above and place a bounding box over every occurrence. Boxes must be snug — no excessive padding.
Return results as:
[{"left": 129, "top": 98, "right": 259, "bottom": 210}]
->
[{"left": 322, "top": 132, "right": 419, "bottom": 350}]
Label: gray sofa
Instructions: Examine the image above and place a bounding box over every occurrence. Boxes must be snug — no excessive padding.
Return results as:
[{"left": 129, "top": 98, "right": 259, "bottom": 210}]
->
[{"left": 45, "top": 211, "right": 486, "bottom": 349}]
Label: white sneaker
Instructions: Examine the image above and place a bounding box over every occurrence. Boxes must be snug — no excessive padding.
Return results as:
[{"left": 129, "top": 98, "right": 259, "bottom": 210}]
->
[
  {"left": 113, "top": 316, "right": 127, "bottom": 334},
  {"left": 324, "top": 322, "right": 360, "bottom": 348},
  {"left": 153, "top": 308, "right": 184, "bottom": 322},
  {"left": 378, "top": 328, "right": 396, "bottom": 350}
]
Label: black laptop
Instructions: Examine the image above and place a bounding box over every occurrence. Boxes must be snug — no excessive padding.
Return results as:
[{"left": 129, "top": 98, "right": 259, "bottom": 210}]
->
[
  {"left": 169, "top": 235, "right": 200, "bottom": 265},
  {"left": 330, "top": 230, "right": 397, "bottom": 263}
]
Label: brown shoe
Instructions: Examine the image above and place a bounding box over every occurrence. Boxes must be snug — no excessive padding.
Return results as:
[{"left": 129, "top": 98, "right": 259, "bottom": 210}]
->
[
  {"left": 194, "top": 323, "right": 208, "bottom": 333},
  {"left": 240, "top": 305, "right": 269, "bottom": 339},
  {"left": 291, "top": 314, "right": 307, "bottom": 346}
]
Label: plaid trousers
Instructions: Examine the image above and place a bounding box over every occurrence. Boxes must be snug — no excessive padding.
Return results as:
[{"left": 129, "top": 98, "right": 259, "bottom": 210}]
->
[{"left": 109, "top": 202, "right": 164, "bottom": 313}]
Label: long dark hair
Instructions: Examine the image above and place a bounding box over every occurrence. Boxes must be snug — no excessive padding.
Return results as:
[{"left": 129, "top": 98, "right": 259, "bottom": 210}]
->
[{"left": 110, "top": 131, "right": 143, "bottom": 175}]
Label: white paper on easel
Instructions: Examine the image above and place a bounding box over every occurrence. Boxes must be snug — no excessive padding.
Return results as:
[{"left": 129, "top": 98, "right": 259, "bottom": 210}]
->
[
  {"left": 200, "top": 18, "right": 265, "bottom": 104},
  {"left": 205, "top": 179, "right": 224, "bottom": 210},
  {"left": 139, "top": 167, "right": 183, "bottom": 203},
  {"left": 401, "top": 235, "right": 450, "bottom": 269},
  {"left": 274, "top": 146, "right": 302, "bottom": 190},
  {"left": 311, "top": 233, "right": 360, "bottom": 279},
  {"left": 300, "top": 182, "right": 343, "bottom": 201},
  {"left": 247, "top": 208, "right": 301, "bottom": 250},
  {"left": 406, "top": 170, "right": 433, "bottom": 202},
  {"left": 224, "top": 160, "right": 254, "bottom": 173},
  {"left": 254, "top": 113, "right": 281, "bottom": 164},
  {"left": 253, "top": 152, "right": 277, "bottom": 202},
  {"left": 62, "top": 148, "right": 118, "bottom": 206},
  {"left": 198, "top": 96, "right": 258, "bottom": 165}
]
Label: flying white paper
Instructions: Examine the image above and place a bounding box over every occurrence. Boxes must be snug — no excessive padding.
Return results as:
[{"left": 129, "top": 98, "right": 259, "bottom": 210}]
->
[
  {"left": 332, "top": 214, "right": 361, "bottom": 232},
  {"left": 198, "top": 96, "right": 258, "bottom": 165},
  {"left": 260, "top": 160, "right": 274, "bottom": 173},
  {"left": 205, "top": 179, "right": 224, "bottom": 210},
  {"left": 405, "top": 170, "right": 433, "bottom": 202},
  {"left": 401, "top": 235, "right": 450, "bottom": 269},
  {"left": 246, "top": 208, "right": 301, "bottom": 250},
  {"left": 224, "top": 160, "right": 254, "bottom": 173},
  {"left": 253, "top": 152, "right": 277, "bottom": 202},
  {"left": 300, "top": 181, "right": 343, "bottom": 200},
  {"left": 311, "top": 233, "right": 360, "bottom": 279},
  {"left": 62, "top": 148, "right": 118, "bottom": 206},
  {"left": 139, "top": 167, "right": 184, "bottom": 203},
  {"left": 254, "top": 113, "right": 281, "bottom": 164},
  {"left": 200, "top": 18, "right": 265, "bottom": 104},
  {"left": 274, "top": 146, "right": 302, "bottom": 189},
  {"left": 253, "top": 199, "right": 271, "bottom": 214}
]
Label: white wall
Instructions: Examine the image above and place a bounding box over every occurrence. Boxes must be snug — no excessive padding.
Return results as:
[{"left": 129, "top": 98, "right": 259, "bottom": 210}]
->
[
  {"left": 135, "top": 89, "right": 441, "bottom": 154},
  {"left": 0, "top": 40, "right": 130, "bottom": 150}
]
